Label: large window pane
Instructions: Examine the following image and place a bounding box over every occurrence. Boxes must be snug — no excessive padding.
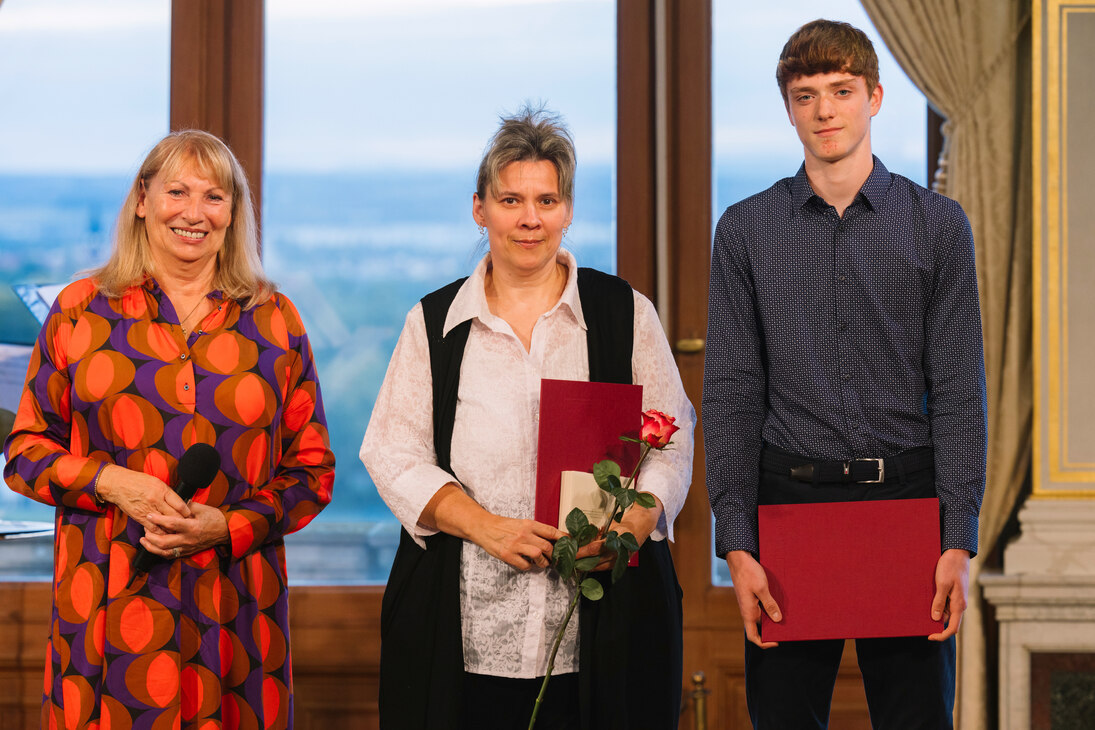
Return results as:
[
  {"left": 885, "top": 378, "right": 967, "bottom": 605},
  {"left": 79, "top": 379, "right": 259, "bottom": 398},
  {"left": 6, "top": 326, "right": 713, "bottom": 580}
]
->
[
  {"left": 265, "top": 0, "right": 616, "bottom": 584},
  {"left": 0, "top": 0, "right": 170, "bottom": 579},
  {"left": 711, "top": 2, "right": 927, "bottom": 585}
]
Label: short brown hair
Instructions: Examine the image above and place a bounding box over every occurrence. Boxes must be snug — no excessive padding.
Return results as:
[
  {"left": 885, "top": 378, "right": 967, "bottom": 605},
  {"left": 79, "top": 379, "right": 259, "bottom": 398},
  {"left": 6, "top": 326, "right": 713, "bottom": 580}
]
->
[
  {"left": 476, "top": 104, "right": 576, "bottom": 205},
  {"left": 776, "top": 19, "right": 879, "bottom": 105},
  {"left": 90, "top": 129, "right": 274, "bottom": 308}
]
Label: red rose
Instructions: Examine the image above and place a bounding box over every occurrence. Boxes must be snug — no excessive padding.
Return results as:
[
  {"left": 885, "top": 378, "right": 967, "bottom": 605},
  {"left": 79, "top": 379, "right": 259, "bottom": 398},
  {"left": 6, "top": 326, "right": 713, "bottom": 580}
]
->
[{"left": 639, "top": 409, "right": 679, "bottom": 449}]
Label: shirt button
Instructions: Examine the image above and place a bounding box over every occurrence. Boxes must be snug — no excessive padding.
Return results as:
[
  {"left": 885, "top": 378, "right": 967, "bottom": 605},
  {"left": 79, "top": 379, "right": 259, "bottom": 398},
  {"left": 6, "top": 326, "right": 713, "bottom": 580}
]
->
[
  {"left": 841, "top": 374, "right": 851, "bottom": 382},
  {"left": 183, "top": 383, "right": 190, "bottom": 391},
  {"left": 180, "top": 354, "right": 188, "bottom": 361},
  {"left": 838, "top": 274, "right": 847, "bottom": 283},
  {"left": 838, "top": 322, "right": 847, "bottom": 332}
]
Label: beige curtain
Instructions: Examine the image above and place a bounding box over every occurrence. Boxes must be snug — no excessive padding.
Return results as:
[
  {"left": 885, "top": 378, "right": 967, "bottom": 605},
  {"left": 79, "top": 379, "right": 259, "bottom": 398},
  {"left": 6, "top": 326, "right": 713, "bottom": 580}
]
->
[{"left": 856, "top": 2, "right": 1032, "bottom": 728}]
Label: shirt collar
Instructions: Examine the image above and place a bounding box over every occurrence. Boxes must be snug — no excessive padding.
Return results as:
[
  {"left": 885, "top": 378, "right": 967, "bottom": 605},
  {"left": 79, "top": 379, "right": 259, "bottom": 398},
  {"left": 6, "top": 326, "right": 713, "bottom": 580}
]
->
[
  {"left": 790, "top": 155, "right": 892, "bottom": 213},
  {"left": 442, "top": 248, "right": 585, "bottom": 336},
  {"left": 858, "top": 156, "right": 891, "bottom": 211}
]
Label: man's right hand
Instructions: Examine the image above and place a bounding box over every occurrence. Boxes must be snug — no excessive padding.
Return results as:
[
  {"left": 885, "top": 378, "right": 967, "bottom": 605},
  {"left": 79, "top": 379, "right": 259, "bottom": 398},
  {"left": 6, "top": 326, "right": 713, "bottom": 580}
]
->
[{"left": 727, "top": 550, "right": 781, "bottom": 648}]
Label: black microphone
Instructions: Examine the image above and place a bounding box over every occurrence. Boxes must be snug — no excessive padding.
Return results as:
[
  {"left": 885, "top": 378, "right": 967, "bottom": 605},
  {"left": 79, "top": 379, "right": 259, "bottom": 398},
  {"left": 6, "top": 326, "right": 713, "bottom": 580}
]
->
[{"left": 127, "top": 443, "right": 221, "bottom": 587}]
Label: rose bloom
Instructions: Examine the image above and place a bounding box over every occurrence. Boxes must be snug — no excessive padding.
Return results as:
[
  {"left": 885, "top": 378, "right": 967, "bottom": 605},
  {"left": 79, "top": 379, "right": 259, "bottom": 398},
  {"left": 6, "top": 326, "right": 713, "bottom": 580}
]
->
[{"left": 639, "top": 410, "right": 679, "bottom": 449}]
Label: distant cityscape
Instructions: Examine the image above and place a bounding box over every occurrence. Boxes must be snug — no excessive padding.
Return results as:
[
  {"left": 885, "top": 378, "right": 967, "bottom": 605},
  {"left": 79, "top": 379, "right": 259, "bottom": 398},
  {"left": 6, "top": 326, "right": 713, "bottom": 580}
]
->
[
  {"left": 0, "top": 164, "right": 781, "bottom": 582},
  {"left": 0, "top": 164, "right": 840, "bottom": 583},
  {"left": 0, "top": 166, "right": 615, "bottom": 579}
]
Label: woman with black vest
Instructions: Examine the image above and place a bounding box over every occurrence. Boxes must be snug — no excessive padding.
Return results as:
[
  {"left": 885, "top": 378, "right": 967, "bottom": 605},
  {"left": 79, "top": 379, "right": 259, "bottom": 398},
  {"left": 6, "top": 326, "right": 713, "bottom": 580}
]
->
[{"left": 360, "top": 106, "right": 694, "bottom": 730}]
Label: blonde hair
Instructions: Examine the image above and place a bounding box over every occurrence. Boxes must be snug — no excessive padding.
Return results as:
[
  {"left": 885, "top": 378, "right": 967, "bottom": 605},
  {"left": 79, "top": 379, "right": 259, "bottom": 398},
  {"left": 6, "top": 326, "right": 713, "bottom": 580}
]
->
[{"left": 90, "top": 129, "right": 275, "bottom": 309}]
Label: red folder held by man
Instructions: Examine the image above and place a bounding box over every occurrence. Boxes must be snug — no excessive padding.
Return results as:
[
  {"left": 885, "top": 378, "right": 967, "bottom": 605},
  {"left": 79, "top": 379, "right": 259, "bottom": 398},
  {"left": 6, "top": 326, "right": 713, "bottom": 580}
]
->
[{"left": 759, "top": 497, "right": 944, "bottom": 642}]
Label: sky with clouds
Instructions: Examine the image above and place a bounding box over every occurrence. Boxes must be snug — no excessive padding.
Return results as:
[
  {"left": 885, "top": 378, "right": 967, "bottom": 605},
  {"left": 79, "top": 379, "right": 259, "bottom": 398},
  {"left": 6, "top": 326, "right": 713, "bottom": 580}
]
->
[{"left": 0, "top": 0, "right": 925, "bottom": 182}]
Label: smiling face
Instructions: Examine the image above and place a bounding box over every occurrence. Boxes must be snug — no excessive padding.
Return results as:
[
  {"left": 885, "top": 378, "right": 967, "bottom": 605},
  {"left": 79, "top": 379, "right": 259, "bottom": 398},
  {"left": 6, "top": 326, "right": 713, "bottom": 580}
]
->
[
  {"left": 472, "top": 159, "right": 573, "bottom": 280},
  {"left": 785, "top": 72, "right": 882, "bottom": 169},
  {"left": 136, "top": 159, "right": 233, "bottom": 276}
]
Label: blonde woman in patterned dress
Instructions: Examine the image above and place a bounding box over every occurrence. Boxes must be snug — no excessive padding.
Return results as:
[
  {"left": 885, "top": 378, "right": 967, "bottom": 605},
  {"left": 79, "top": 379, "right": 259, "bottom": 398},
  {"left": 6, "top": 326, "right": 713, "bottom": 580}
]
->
[{"left": 4, "top": 130, "right": 335, "bottom": 729}]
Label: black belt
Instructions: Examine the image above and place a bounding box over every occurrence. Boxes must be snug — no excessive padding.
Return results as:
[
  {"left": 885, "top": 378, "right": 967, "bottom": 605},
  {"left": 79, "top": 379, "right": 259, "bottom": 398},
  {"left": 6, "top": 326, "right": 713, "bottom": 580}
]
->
[{"left": 761, "top": 445, "right": 934, "bottom": 485}]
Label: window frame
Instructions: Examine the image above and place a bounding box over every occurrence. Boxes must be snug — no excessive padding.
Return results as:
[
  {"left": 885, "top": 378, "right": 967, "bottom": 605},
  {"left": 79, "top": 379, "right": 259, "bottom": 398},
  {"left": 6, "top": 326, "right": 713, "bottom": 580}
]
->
[{"left": 0, "top": 3, "right": 935, "bottom": 724}]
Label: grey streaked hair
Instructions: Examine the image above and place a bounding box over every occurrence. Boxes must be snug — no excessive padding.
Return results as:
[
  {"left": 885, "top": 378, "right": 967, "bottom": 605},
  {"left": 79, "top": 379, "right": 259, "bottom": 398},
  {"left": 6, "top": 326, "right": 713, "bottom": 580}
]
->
[{"left": 475, "top": 104, "right": 576, "bottom": 205}]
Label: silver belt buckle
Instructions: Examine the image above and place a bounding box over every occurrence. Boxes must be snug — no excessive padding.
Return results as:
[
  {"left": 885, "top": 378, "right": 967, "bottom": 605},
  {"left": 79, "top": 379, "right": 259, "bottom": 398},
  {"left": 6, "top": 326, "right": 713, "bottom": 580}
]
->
[{"left": 856, "top": 458, "right": 885, "bottom": 483}]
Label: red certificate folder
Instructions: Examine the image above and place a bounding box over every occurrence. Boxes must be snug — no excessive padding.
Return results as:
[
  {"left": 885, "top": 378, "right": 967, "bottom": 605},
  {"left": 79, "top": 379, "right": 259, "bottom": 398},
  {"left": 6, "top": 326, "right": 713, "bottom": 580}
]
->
[
  {"left": 758, "top": 497, "right": 943, "bottom": 642},
  {"left": 535, "top": 379, "right": 642, "bottom": 528}
]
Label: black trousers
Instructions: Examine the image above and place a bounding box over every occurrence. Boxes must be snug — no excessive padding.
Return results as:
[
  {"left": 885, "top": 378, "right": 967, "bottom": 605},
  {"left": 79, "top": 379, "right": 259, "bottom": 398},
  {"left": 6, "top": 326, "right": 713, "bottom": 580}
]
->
[
  {"left": 744, "top": 446, "right": 956, "bottom": 729},
  {"left": 463, "top": 672, "right": 579, "bottom": 730}
]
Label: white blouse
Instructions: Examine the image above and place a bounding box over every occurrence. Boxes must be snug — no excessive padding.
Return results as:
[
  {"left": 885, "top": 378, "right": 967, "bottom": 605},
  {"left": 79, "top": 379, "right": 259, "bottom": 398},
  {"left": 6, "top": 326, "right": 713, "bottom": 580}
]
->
[{"left": 360, "top": 250, "right": 695, "bottom": 679}]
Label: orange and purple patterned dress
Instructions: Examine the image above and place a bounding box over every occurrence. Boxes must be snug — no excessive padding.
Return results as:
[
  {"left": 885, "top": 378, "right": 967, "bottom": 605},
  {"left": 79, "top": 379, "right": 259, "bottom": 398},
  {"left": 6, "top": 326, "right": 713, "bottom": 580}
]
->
[{"left": 3, "top": 277, "right": 335, "bottom": 729}]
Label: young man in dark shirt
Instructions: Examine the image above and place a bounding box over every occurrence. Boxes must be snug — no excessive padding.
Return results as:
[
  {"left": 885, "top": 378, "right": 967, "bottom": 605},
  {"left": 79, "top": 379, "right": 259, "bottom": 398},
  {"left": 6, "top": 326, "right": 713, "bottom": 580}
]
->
[{"left": 703, "top": 19, "right": 987, "bottom": 728}]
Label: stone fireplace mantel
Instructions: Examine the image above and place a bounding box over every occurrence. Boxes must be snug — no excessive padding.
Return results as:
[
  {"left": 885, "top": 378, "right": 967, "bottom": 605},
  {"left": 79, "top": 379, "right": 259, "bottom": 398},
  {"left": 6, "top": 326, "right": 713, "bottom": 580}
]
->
[{"left": 981, "top": 499, "right": 1095, "bottom": 729}]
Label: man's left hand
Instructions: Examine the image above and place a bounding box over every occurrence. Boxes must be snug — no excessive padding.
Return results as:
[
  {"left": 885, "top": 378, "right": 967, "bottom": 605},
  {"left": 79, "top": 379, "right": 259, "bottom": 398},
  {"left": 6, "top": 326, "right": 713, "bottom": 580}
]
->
[{"left": 928, "top": 548, "right": 971, "bottom": 641}]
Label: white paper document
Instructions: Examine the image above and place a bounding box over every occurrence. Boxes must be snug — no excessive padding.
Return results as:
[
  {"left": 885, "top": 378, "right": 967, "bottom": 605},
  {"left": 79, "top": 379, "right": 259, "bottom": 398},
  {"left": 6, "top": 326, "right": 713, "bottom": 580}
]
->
[{"left": 557, "top": 470, "right": 611, "bottom": 532}]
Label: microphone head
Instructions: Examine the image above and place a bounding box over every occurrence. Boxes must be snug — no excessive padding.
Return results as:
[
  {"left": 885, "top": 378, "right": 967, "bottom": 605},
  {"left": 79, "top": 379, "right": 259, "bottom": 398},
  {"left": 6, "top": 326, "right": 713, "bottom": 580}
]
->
[
  {"left": 130, "top": 443, "right": 222, "bottom": 581},
  {"left": 177, "top": 443, "right": 221, "bottom": 496}
]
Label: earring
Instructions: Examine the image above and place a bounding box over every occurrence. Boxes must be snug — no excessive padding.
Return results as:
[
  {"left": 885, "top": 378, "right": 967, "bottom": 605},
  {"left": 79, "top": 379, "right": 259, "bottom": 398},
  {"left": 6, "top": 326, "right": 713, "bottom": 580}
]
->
[
  {"left": 562, "top": 226, "right": 569, "bottom": 239},
  {"left": 477, "top": 224, "right": 485, "bottom": 236}
]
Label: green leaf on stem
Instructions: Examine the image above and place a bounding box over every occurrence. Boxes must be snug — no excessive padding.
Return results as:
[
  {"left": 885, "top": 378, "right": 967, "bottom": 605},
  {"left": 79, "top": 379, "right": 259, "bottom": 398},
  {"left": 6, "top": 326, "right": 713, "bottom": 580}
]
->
[
  {"left": 574, "top": 556, "right": 601, "bottom": 572},
  {"left": 619, "top": 532, "right": 640, "bottom": 553},
  {"left": 635, "top": 492, "right": 657, "bottom": 509},
  {"left": 611, "top": 547, "right": 629, "bottom": 583},
  {"left": 612, "top": 488, "right": 636, "bottom": 511},
  {"left": 553, "top": 535, "right": 577, "bottom": 580},
  {"left": 604, "top": 531, "right": 620, "bottom": 553},
  {"left": 580, "top": 578, "right": 604, "bottom": 601},
  {"left": 576, "top": 524, "right": 598, "bottom": 547},
  {"left": 592, "top": 460, "right": 621, "bottom": 490},
  {"left": 565, "top": 507, "right": 590, "bottom": 537}
]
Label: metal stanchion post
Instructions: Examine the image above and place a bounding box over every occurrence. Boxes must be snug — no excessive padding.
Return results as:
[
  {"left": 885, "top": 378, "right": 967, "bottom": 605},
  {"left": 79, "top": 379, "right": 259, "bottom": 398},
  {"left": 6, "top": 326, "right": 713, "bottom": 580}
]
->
[{"left": 691, "top": 671, "right": 709, "bottom": 730}]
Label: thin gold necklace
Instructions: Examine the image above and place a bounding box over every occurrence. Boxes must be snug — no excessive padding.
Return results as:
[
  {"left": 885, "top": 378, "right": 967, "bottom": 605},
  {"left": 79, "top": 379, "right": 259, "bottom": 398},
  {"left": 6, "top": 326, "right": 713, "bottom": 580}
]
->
[{"left": 179, "top": 296, "right": 208, "bottom": 334}]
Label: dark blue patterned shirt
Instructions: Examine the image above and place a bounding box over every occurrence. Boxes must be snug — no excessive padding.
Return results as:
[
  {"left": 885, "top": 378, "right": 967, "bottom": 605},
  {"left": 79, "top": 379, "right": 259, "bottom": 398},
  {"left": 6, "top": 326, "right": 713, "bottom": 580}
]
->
[{"left": 703, "top": 157, "right": 987, "bottom": 558}]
